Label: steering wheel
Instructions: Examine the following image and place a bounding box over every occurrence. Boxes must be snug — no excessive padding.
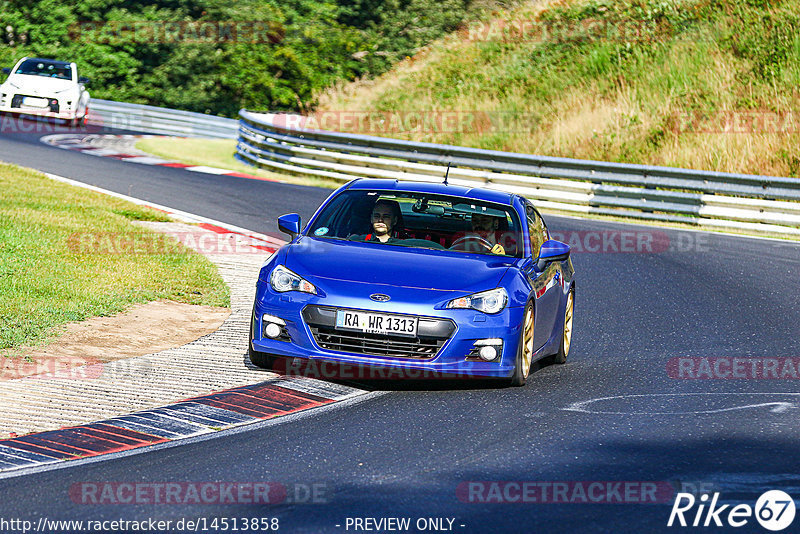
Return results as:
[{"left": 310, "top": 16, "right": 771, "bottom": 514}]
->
[{"left": 449, "top": 235, "right": 494, "bottom": 252}]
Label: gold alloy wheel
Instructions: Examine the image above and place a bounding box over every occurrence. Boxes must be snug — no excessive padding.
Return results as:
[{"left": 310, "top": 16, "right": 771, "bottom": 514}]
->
[
  {"left": 522, "top": 306, "right": 535, "bottom": 378},
  {"left": 563, "top": 291, "right": 574, "bottom": 357}
]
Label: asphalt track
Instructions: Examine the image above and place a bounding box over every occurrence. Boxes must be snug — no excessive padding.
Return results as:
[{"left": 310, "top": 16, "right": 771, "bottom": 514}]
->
[{"left": 1, "top": 120, "right": 800, "bottom": 533}]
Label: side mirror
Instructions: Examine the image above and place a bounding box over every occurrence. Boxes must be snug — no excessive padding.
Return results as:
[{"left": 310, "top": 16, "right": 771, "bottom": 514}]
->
[
  {"left": 536, "top": 240, "right": 570, "bottom": 270},
  {"left": 78, "top": 76, "right": 89, "bottom": 85},
  {"left": 277, "top": 213, "right": 301, "bottom": 239},
  {"left": 2, "top": 68, "right": 10, "bottom": 74}
]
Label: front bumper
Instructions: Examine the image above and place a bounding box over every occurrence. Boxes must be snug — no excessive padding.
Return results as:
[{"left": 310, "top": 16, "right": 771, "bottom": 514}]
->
[
  {"left": 0, "top": 107, "right": 79, "bottom": 120},
  {"left": 0, "top": 98, "right": 80, "bottom": 120},
  {"left": 251, "top": 284, "right": 525, "bottom": 380}
]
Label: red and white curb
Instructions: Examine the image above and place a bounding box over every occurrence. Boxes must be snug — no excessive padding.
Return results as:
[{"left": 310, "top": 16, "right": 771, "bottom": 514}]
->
[
  {"left": 40, "top": 133, "right": 276, "bottom": 182},
  {"left": 0, "top": 378, "right": 362, "bottom": 473},
  {"left": 0, "top": 171, "right": 369, "bottom": 474}
]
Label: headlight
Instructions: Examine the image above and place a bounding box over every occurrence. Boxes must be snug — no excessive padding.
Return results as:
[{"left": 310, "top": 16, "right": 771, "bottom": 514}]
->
[
  {"left": 269, "top": 265, "right": 316, "bottom": 294},
  {"left": 447, "top": 288, "right": 507, "bottom": 314}
]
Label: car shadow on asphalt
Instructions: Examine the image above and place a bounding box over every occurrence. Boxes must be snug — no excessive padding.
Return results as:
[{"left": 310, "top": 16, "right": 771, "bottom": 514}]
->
[{"left": 242, "top": 352, "right": 558, "bottom": 391}]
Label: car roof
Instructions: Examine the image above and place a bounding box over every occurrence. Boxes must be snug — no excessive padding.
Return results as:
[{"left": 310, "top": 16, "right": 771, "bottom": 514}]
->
[
  {"left": 22, "top": 58, "right": 72, "bottom": 67},
  {"left": 345, "top": 178, "right": 516, "bottom": 205}
]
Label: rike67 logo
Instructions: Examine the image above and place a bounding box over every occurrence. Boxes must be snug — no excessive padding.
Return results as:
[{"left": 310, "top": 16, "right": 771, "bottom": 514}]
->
[{"left": 668, "top": 490, "right": 796, "bottom": 531}]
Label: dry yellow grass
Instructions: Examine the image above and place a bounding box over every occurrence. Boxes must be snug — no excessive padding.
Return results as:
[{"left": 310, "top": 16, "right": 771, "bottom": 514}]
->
[{"left": 314, "top": 0, "right": 800, "bottom": 178}]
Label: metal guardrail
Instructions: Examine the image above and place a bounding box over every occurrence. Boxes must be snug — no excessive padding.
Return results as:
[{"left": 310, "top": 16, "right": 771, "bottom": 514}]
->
[
  {"left": 236, "top": 109, "right": 800, "bottom": 236},
  {"left": 88, "top": 99, "right": 238, "bottom": 139}
]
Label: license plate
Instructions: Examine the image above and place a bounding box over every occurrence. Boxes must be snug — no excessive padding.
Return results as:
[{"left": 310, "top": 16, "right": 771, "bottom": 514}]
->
[
  {"left": 22, "top": 96, "right": 49, "bottom": 108},
  {"left": 335, "top": 310, "right": 418, "bottom": 337}
]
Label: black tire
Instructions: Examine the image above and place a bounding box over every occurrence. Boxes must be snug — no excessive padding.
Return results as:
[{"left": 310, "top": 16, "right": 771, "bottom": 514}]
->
[
  {"left": 248, "top": 314, "right": 276, "bottom": 369},
  {"left": 552, "top": 289, "right": 574, "bottom": 364},
  {"left": 248, "top": 344, "right": 276, "bottom": 369},
  {"left": 510, "top": 302, "right": 535, "bottom": 386}
]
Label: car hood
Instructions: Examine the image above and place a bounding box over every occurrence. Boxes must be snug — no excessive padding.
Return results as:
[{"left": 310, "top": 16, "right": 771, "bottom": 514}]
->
[
  {"left": 284, "top": 237, "right": 514, "bottom": 292},
  {"left": 3, "top": 74, "right": 76, "bottom": 93}
]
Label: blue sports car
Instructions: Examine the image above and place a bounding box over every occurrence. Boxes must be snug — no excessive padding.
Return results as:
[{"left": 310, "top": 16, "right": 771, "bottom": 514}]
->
[{"left": 249, "top": 178, "right": 575, "bottom": 386}]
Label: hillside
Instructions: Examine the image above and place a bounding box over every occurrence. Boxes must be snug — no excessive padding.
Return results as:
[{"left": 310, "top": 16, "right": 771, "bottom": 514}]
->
[{"left": 317, "top": 0, "right": 800, "bottom": 177}]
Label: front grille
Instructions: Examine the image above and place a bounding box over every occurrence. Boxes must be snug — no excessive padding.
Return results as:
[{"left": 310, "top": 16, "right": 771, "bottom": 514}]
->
[
  {"left": 310, "top": 326, "right": 443, "bottom": 358},
  {"left": 303, "top": 305, "right": 455, "bottom": 359}
]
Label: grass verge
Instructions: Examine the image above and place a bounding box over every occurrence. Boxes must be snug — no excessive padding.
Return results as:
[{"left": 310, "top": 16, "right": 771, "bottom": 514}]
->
[
  {"left": 134, "top": 137, "right": 345, "bottom": 190},
  {"left": 0, "top": 161, "right": 230, "bottom": 351}
]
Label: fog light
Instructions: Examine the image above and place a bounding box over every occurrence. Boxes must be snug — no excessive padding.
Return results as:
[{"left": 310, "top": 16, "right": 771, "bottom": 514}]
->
[
  {"left": 264, "top": 322, "right": 282, "bottom": 339},
  {"left": 478, "top": 346, "right": 497, "bottom": 361},
  {"left": 260, "top": 313, "right": 289, "bottom": 341},
  {"left": 467, "top": 338, "right": 503, "bottom": 362}
]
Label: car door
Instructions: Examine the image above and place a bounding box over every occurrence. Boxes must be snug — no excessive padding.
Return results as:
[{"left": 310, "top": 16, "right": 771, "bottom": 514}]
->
[{"left": 520, "top": 202, "right": 561, "bottom": 350}]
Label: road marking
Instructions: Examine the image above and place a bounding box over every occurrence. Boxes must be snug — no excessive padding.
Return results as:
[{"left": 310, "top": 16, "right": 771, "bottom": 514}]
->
[
  {"left": 564, "top": 392, "right": 800, "bottom": 415},
  {"left": 40, "top": 133, "right": 278, "bottom": 182}
]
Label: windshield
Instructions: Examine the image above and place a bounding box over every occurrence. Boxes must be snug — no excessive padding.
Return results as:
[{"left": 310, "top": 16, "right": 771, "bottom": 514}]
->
[
  {"left": 15, "top": 59, "right": 72, "bottom": 80},
  {"left": 308, "top": 190, "right": 523, "bottom": 257}
]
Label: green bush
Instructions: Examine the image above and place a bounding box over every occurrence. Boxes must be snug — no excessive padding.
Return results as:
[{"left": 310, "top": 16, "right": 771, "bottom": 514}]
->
[{"left": 0, "top": 0, "right": 508, "bottom": 115}]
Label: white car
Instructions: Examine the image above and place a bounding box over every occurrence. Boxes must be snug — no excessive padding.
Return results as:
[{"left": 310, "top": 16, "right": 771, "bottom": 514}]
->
[{"left": 0, "top": 57, "right": 90, "bottom": 126}]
